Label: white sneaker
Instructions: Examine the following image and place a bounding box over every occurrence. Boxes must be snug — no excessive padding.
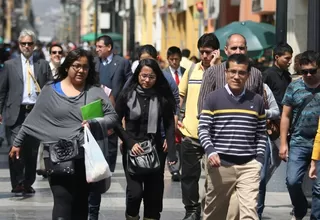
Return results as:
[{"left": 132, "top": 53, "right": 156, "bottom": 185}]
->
[{"left": 291, "top": 216, "right": 302, "bottom": 220}]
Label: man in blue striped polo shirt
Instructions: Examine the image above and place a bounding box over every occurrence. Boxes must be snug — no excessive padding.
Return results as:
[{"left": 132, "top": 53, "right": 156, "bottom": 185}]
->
[{"left": 198, "top": 54, "right": 267, "bottom": 220}]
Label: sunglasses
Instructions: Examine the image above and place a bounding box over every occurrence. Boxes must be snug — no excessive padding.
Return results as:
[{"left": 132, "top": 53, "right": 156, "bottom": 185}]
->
[
  {"left": 20, "top": 42, "right": 34, "bottom": 47},
  {"left": 230, "top": 46, "right": 246, "bottom": 51},
  {"left": 51, "top": 51, "right": 63, "bottom": 55},
  {"left": 199, "top": 50, "right": 213, "bottom": 55},
  {"left": 300, "top": 68, "right": 318, "bottom": 75}
]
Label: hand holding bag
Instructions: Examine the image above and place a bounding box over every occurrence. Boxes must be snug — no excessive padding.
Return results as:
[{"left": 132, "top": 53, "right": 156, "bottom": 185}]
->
[
  {"left": 127, "top": 140, "right": 160, "bottom": 175},
  {"left": 83, "top": 126, "right": 112, "bottom": 183},
  {"left": 36, "top": 143, "right": 46, "bottom": 175}
]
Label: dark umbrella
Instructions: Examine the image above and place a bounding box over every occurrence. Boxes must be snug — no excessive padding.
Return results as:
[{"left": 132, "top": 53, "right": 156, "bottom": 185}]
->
[{"left": 214, "top": 20, "right": 275, "bottom": 58}]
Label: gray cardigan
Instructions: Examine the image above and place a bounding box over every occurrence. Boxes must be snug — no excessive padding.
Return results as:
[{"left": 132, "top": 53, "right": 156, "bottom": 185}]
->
[
  {"left": 13, "top": 84, "right": 118, "bottom": 146},
  {"left": 264, "top": 83, "right": 280, "bottom": 120}
]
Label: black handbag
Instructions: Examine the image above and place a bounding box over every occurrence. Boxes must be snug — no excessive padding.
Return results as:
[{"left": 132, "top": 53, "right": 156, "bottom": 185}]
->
[
  {"left": 43, "top": 138, "right": 80, "bottom": 176},
  {"left": 127, "top": 140, "right": 160, "bottom": 175}
]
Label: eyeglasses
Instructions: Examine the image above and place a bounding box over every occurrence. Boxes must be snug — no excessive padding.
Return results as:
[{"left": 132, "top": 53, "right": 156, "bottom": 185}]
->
[
  {"left": 71, "top": 64, "right": 89, "bottom": 71},
  {"left": 51, "top": 51, "right": 63, "bottom": 55},
  {"left": 199, "top": 50, "right": 214, "bottom": 55},
  {"left": 20, "top": 42, "right": 34, "bottom": 47},
  {"left": 300, "top": 68, "right": 318, "bottom": 75},
  {"left": 139, "top": 74, "right": 156, "bottom": 81},
  {"left": 227, "top": 69, "right": 248, "bottom": 77},
  {"left": 229, "top": 46, "right": 246, "bottom": 51}
]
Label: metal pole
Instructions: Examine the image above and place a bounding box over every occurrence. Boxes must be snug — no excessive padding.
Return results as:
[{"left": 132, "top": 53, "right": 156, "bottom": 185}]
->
[
  {"left": 307, "top": 0, "right": 320, "bottom": 52},
  {"left": 129, "top": 0, "right": 135, "bottom": 61},
  {"left": 275, "top": 0, "right": 288, "bottom": 44},
  {"left": 94, "top": 0, "right": 98, "bottom": 40},
  {"left": 165, "top": 0, "right": 168, "bottom": 51}
]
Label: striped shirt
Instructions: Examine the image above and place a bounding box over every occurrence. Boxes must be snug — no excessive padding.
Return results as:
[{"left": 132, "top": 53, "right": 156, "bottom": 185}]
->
[
  {"left": 178, "top": 62, "right": 204, "bottom": 139},
  {"left": 198, "top": 61, "right": 263, "bottom": 113},
  {"left": 198, "top": 87, "right": 267, "bottom": 164}
]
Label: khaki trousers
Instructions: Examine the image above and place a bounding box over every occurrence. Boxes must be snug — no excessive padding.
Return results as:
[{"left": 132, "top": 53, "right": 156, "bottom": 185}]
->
[{"left": 203, "top": 159, "right": 262, "bottom": 220}]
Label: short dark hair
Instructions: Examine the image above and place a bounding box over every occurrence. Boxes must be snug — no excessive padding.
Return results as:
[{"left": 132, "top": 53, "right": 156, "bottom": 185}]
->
[
  {"left": 138, "top": 44, "right": 157, "bottom": 60},
  {"left": 226, "top": 54, "right": 251, "bottom": 72},
  {"left": 49, "top": 44, "right": 63, "bottom": 54},
  {"left": 167, "top": 46, "right": 182, "bottom": 58},
  {"left": 273, "top": 43, "right": 293, "bottom": 60},
  {"left": 181, "top": 49, "right": 190, "bottom": 58},
  {"left": 299, "top": 50, "right": 320, "bottom": 67},
  {"left": 96, "top": 35, "right": 113, "bottom": 49},
  {"left": 197, "top": 33, "right": 220, "bottom": 50}
]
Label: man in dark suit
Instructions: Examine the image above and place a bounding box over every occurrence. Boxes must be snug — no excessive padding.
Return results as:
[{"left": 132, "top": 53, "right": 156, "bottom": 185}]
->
[
  {"left": 0, "top": 29, "right": 52, "bottom": 194},
  {"left": 91, "top": 35, "right": 132, "bottom": 220},
  {"left": 95, "top": 35, "right": 132, "bottom": 101},
  {"left": 162, "top": 46, "right": 186, "bottom": 182}
]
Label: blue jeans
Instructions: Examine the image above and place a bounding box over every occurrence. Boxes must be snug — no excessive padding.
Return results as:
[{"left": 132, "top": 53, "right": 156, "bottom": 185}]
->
[
  {"left": 286, "top": 146, "right": 320, "bottom": 219},
  {"left": 257, "top": 139, "right": 271, "bottom": 218}
]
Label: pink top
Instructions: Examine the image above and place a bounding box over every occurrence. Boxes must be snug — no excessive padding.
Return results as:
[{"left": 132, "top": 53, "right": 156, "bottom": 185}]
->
[{"left": 101, "top": 85, "right": 112, "bottom": 97}]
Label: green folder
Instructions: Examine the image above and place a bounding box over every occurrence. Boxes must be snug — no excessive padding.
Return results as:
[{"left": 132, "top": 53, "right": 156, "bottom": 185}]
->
[{"left": 81, "top": 99, "right": 104, "bottom": 120}]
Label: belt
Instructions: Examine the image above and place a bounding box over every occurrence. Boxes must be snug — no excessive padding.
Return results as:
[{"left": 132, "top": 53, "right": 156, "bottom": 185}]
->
[{"left": 21, "top": 104, "right": 34, "bottom": 111}]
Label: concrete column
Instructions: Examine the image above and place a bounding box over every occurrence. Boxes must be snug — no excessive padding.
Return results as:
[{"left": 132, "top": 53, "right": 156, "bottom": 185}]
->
[
  {"left": 286, "top": 0, "right": 308, "bottom": 73},
  {"left": 4, "top": 0, "right": 12, "bottom": 42}
]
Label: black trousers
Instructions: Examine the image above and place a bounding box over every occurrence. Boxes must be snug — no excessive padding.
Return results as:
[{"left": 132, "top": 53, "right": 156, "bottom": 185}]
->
[
  {"left": 180, "top": 138, "right": 204, "bottom": 213},
  {"left": 49, "top": 158, "right": 89, "bottom": 220},
  {"left": 167, "top": 143, "right": 181, "bottom": 174},
  {"left": 9, "top": 108, "right": 39, "bottom": 189},
  {"left": 107, "top": 133, "right": 118, "bottom": 172},
  {"left": 123, "top": 149, "right": 166, "bottom": 219}
]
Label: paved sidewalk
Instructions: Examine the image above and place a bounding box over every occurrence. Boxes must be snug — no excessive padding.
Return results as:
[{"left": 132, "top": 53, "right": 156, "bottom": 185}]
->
[{"left": 0, "top": 145, "right": 311, "bottom": 219}]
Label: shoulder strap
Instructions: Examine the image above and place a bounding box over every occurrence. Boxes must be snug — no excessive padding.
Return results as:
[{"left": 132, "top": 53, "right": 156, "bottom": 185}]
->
[
  {"left": 185, "top": 63, "right": 196, "bottom": 97},
  {"left": 290, "top": 94, "right": 315, "bottom": 132},
  {"left": 187, "top": 63, "right": 196, "bottom": 82}
]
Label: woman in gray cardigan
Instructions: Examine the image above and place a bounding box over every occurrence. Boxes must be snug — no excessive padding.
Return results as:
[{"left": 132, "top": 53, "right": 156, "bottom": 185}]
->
[{"left": 9, "top": 49, "right": 118, "bottom": 220}]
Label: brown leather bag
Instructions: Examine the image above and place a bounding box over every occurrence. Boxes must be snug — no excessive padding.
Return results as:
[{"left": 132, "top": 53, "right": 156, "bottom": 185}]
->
[{"left": 263, "top": 89, "right": 280, "bottom": 141}]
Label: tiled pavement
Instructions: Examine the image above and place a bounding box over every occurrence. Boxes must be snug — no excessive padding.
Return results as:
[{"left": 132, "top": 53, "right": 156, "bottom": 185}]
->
[{"left": 0, "top": 145, "right": 311, "bottom": 220}]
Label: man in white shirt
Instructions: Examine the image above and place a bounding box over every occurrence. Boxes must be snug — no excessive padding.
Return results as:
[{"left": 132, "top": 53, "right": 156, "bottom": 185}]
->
[
  {"left": 49, "top": 44, "right": 63, "bottom": 78},
  {"left": 0, "top": 29, "right": 52, "bottom": 194},
  {"left": 180, "top": 48, "right": 193, "bottom": 71}
]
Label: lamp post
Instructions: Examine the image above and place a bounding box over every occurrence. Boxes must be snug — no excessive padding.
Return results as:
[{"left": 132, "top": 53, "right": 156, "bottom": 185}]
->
[
  {"left": 94, "top": 0, "right": 98, "bottom": 41},
  {"left": 307, "top": 0, "right": 320, "bottom": 52},
  {"left": 129, "top": 0, "right": 135, "bottom": 61},
  {"left": 275, "top": 0, "right": 288, "bottom": 44}
]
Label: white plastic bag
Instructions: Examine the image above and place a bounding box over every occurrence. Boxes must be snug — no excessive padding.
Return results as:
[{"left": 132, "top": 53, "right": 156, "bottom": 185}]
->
[
  {"left": 36, "top": 143, "right": 46, "bottom": 174},
  {"left": 83, "top": 126, "right": 112, "bottom": 183}
]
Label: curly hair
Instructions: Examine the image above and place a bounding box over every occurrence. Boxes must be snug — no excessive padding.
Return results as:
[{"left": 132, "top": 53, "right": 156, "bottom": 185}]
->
[{"left": 54, "top": 48, "right": 99, "bottom": 86}]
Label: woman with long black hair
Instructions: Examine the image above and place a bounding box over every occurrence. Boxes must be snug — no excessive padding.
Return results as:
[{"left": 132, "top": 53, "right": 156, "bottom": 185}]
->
[
  {"left": 9, "top": 48, "right": 118, "bottom": 219},
  {"left": 115, "top": 58, "right": 177, "bottom": 220}
]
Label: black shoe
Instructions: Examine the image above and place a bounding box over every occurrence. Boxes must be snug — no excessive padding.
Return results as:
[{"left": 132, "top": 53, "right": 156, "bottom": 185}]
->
[
  {"left": 24, "top": 186, "right": 36, "bottom": 194},
  {"left": 182, "top": 212, "right": 201, "bottom": 220},
  {"left": 11, "top": 185, "right": 24, "bottom": 193},
  {"left": 0, "top": 137, "right": 4, "bottom": 148},
  {"left": 171, "top": 172, "right": 181, "bottom": 182}
]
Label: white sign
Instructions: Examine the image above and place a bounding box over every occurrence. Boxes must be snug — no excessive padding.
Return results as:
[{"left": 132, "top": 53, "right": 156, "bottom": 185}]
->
[{"left": 99, "top": 13, "right": 110, "bottom": 29}]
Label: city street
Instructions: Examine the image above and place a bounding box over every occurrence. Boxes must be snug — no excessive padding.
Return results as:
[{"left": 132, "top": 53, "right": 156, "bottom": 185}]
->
[{"left": 0, "top": 141, "right": 312, "bottom": 220}]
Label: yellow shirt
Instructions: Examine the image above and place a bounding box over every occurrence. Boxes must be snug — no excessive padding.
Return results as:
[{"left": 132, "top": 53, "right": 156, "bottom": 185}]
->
[
  {"left": 312, "top": 117, "right": 320, "bottom": 160},
  {"left": 179, "top": 62, "right": 204, "bottom": 139},
  {"left": 180, "top": 57, "right": 193, "bottom": 71}
]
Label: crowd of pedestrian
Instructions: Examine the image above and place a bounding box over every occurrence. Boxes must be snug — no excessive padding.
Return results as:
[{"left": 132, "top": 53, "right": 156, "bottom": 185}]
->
[{"left": 0, "top": 27, "right": 320, "bottom": 220}]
